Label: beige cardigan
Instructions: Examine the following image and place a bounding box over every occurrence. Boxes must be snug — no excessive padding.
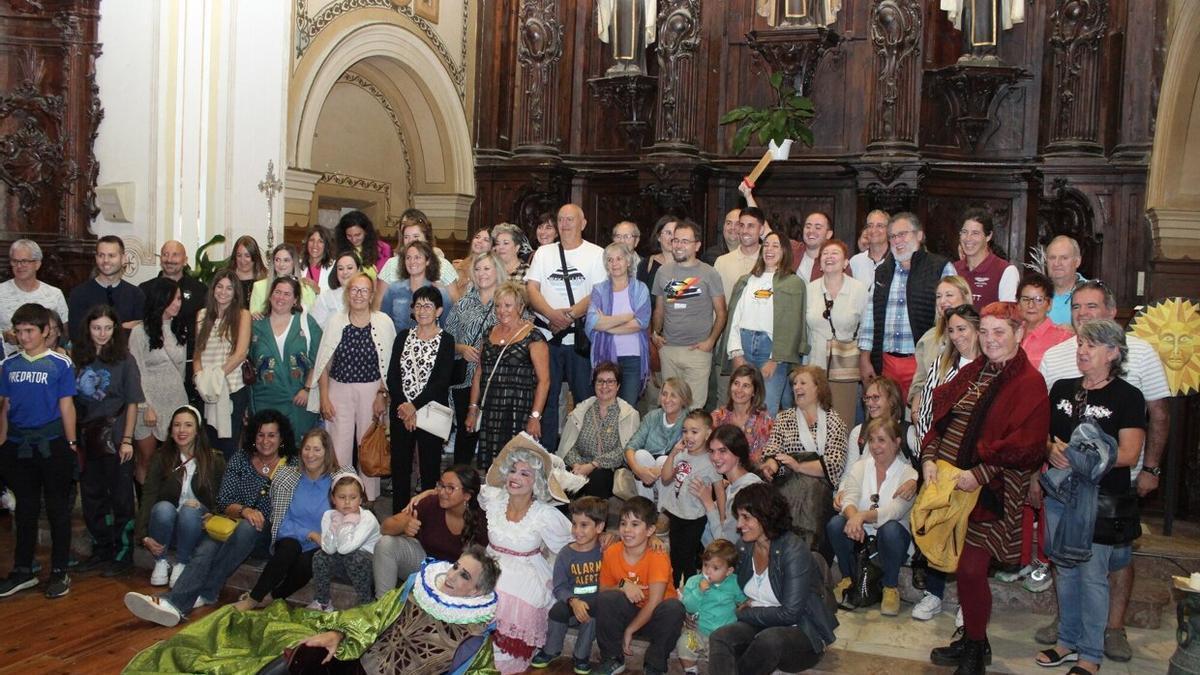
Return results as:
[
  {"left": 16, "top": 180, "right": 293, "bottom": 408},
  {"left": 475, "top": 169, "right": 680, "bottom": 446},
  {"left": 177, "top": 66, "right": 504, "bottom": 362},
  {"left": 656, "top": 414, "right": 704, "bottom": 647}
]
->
[
  {"left": 556, "top": 396, "right": 640, "bottom": 468},
  {"left": 306, "top": 310, "right": 396, "bottom": 414}
]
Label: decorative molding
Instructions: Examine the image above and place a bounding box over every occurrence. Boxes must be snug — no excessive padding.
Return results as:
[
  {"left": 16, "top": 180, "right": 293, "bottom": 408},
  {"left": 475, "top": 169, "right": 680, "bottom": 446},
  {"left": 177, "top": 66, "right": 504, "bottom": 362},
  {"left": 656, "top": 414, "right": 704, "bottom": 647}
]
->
[
  {"left": 294, "top": 0, "right": 470, "bottom": 100},
  {"left": 745, "top": 26, "right": 841, "bottom": 98},
  {"left": 515, "top": 0, "right": 564, "bottom": 153},
  {"left": 927, "top": 63, "right": 1030, "bottom": 152},
  {"left": 338, "top": 71, "right": 414, "bottom": 205},
  {"left": 588, "top": 74, "right": 657, "bottom": 150},
  {"left": 318, "top": 171, "right": 392, "bottom": 196},
  {"left": 0, "top": 48, "right": 73, "bottom": 223},
  {"left": 654, "top": 0, "right": 701, "bottom": 148},
  {"left": 1046, "top": 0, "right": 1107, "bottom": 154},
  {"left": 866, "top": 0, "right": 921, "bottom": 152}
]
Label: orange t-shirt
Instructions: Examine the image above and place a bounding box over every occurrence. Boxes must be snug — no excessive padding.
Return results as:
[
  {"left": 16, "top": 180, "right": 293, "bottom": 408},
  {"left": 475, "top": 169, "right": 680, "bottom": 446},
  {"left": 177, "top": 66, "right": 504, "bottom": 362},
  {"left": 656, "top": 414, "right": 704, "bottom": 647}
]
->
[{"left": 599, "top": 543, "right": 678, "bottom": 607}]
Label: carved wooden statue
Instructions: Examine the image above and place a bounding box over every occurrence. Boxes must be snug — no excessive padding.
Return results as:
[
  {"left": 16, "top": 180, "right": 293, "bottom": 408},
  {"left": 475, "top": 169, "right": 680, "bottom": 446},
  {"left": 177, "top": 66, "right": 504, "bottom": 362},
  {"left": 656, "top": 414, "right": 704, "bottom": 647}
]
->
[
  {"left": 756, "top": 0, "right": 841, "bottom": 28},
  {"left": 597, "top": 0, "right": 657, "bottom": 76},
  {"left": 940, "top": 0, "right": 1025, "bottom": 62}
]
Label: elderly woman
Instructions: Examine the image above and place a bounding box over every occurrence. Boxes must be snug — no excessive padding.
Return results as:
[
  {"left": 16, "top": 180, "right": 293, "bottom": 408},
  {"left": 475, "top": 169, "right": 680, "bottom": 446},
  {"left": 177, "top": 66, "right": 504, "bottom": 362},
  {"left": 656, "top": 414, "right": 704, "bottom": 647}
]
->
[
  {"left": 386, "top": 285, "right": 456, "bottom": 507},
  {"left": 559, "top": 361, "right": 641, "bottom": 499},
  {"left": 722, "top": 231, "right": 808, "bottom": 416},
  {"left": 1035, "top": 320, "right": 1145, "bottom": 674},
  {"left": 909, "top": 276, "right": 973, "bottom": 419},
  {"left": 712, "top": 364, "right": 774, "bottom": 465},
  {"left": 248, "top": 244, "right": 317, "bottom": 316},
  {"left": 299, "top": 224, "right": 334, "bottom": 294},
  {"left": 760, "top": 365, "right": 849, "bottom": 550},
  {"left": 226, "top": 235, "right": 267, "bottom": 308},
  {"left": 447, "top": 253, "right": 507, "bottom": 465},
  {"left": 844, "top": 376, "right": 920, "bottom": 471},
  {"left": 135, "top": 406, "right": 226, "bottom": 588},
  {"left": 805, "top": 239, "right": 870, "bottom": 424},
  {"left": 829, "top": 417, "right": 919, "bottom": 615},
  {"left": 309, "top": 251, "right": 361, "bottom": 326},
  {"left": 490, "top": 223, "right": 531, "bottom": 282},
  {"left": 379, "top": 241, "right": 453, "bottom": 335},
  {"left": 334, "top": 210, "right": 391, "bottom": 276},
  {"left": 124, "top": 410, "right": 298, "bottom": 627},
  {"left": 953, "top": 209, "right": 1019, "bottom": 307},
  {"left": 623, "top": 377, "right": 690, "bottom": 501},
  {"left": 232, "top": 428, "right": 352, "bottom": 611},
  {"left": 248, "top": 276, "right": 322, "bottom": 445},
  {"left": 374, "top": 465, "right": 489, "bottom": 597},
  {"left": 466, "top": 281, "right": 549, "bottom": 469},
  {"left": 308, "top": 272, "right": 396, "bottom": 502},
  {"left": 696, "top": 424, "right": 764, "bottom": 545},
  {"left": 924, "top": 302, "right": 1049, "bottom": 673},
  {"left": 587, "top": 243, "right": 651, "bottom": 406},
  {"left": 1018, "top": 272, "right": 1073, "bottom": 369},
  {"left": 708, "top": 482, "right": 839, "bottom": 674}
]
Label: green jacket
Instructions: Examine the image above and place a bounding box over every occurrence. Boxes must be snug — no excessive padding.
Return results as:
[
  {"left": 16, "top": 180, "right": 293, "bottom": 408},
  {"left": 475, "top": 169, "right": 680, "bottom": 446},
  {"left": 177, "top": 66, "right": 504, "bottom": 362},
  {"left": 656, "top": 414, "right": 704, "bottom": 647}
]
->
[{"left": 718, "top": 271, "right": 809, "bottom": 374}]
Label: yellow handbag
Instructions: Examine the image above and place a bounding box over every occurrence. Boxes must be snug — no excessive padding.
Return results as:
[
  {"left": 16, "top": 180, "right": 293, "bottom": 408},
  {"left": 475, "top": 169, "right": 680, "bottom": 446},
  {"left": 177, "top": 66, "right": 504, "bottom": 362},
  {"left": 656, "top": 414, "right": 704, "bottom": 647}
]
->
[{"left": 204, "top": 515, "right": 239, "bottom": 542}]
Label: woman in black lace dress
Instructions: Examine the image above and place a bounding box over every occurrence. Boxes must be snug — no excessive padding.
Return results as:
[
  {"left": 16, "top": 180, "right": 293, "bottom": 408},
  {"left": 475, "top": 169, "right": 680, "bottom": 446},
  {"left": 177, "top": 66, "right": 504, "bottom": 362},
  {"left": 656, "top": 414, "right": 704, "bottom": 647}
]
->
[{"left": 465, "top": 281, "right": 550, "bottom": 468}]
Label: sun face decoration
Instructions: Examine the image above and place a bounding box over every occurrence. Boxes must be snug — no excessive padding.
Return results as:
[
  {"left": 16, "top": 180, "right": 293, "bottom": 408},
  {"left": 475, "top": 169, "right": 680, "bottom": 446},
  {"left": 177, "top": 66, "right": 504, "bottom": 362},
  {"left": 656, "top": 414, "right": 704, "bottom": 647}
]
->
[{"left": 1129, "top": 298, "right": 1200, "bottom": 396}]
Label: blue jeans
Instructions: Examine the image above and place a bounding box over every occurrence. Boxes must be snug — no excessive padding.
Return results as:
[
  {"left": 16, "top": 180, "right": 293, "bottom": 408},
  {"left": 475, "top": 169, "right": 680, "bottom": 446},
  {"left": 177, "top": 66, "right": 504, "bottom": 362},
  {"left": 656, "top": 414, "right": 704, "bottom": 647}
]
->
[
  {"left": 615, "top": 355, "right": 642, "bottom": 407},
  {"left": 925, "top": 567, "right": 947, "bottom": 598},
  {"left": 740, "top": 329, "right": 791, "bottom": 415},
  {"left": 147, "top": 501, "right": 209, "bottom": 563},
  {"left": 164, "top": 519, "right": 270, "bottom": 615},
  {"left": 826, "top": 515, "right": 912, "bottom": 588},
  {"left": 544, "top": 342, "right": 594, "bottom": 453},
  {"left": 1045, "top": 496, "right": 1128, "bottom": 665}
]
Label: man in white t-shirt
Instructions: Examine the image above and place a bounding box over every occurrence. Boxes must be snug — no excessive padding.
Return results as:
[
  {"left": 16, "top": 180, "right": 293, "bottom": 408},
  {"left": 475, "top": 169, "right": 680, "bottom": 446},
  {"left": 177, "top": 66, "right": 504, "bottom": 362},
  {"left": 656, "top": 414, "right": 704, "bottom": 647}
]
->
[
  {"left": 1035, "top": 279, "right": 1169, "bottom": 660},
  {"left": 848, "top": 209, "right": 890, "bottom": 289},
  {"left": 525, "top": 203, "right": 608, "bottom": 453},
  {"left": 795, "top": 211, "right": 834, "bottom": 282},
  {"left": 0, "top": 239, "right": 69, "bottom": 357}
]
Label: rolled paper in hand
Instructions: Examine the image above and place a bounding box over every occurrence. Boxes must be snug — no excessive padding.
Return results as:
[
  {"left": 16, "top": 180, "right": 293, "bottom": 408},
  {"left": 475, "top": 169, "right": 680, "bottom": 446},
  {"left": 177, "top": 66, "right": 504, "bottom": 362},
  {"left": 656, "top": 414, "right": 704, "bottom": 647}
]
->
[{"left": 744, "top": 138, "right": 795, "bottom": 186}]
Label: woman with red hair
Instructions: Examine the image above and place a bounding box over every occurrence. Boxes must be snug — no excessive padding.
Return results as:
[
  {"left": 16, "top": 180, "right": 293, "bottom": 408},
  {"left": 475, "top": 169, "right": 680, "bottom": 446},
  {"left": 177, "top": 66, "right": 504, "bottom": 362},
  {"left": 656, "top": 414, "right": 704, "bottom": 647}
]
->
[{"left": 921, "top": 302, "right": 1049, "bottom": 674}]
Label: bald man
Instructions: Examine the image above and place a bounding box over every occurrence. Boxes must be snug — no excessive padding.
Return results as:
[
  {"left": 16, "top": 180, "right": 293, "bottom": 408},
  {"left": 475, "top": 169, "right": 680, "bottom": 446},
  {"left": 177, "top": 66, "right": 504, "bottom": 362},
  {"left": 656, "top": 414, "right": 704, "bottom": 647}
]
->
[
  {"left": 525, "top": 204, "right": 608, "bottom": 453},
  {"left": 1044, "top": 235, "right": 1084, "bottom": 326},
  {"left": 140, "top": 241, "right": 209, "bottom": 403}
]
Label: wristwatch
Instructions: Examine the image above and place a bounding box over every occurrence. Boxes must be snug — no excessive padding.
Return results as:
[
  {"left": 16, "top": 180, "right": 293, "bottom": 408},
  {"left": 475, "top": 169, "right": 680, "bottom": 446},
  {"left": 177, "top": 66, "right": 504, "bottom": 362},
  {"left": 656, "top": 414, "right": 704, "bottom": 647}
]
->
[
  {"left": 1144, "top": 466, "right": 1163, "bottom": 477},
  {"left": 530, "top": 410, "right": 542, "bottom": 420}
]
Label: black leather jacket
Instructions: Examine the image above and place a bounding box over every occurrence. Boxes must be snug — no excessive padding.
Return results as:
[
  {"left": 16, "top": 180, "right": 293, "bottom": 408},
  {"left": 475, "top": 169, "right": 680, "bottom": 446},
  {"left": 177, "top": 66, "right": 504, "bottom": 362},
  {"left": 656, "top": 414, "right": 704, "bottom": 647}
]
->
[{"left": 734, "top": 531, "right": 839, "bottom": 652}]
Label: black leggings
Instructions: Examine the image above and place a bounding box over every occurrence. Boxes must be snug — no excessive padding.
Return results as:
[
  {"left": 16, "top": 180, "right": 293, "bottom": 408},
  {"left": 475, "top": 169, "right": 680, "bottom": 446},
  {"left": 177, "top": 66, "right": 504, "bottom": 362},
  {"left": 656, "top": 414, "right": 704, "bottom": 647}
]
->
[
  {"left": 668, "top": 512, "right": 708, "bottom": 586},
  {"left": 249, "top": 537, "right": 315, "bottom": 602},
  {"left": 390, "top": 417, "right": 443, "bottom": 510}
]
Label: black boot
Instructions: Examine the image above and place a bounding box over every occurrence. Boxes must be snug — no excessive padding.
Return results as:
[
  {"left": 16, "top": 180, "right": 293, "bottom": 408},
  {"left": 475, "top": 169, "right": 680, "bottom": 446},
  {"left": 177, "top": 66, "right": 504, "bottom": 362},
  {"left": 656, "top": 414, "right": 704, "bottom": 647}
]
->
[
  {"left": 953, "top": 637, "right": 989, "bottom": 675},
  {"left": 930, "top": 628, "right": 993, "bottom": 667}
]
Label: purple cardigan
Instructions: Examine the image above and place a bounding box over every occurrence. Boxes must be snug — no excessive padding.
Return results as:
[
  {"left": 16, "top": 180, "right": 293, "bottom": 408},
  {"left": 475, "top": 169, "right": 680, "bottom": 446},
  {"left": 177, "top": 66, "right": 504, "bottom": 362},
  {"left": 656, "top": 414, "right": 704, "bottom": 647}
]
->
[{"left": 586, "top": 278, "right": 651, "bottom": 394}]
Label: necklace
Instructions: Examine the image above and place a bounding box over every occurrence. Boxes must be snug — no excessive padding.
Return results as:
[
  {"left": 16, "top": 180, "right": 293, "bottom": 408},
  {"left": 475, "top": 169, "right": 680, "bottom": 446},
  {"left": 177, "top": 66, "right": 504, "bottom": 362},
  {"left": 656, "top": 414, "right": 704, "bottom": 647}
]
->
[{"left": 256, "top": 455, "right": 279, "bottom": 475}]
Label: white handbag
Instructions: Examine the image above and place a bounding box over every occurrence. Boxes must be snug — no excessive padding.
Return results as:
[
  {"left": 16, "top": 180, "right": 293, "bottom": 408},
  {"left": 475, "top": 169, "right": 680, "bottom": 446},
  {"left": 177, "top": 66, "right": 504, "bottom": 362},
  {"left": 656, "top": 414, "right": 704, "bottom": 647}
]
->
[{"left": 416, "top": 401, "right": 454, "bottom": 441}]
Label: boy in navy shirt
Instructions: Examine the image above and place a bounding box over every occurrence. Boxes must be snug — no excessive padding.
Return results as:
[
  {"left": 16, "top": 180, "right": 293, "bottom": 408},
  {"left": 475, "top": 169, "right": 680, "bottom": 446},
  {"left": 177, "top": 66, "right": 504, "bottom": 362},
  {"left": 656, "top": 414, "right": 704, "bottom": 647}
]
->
[{"left": 0, "top": 303, "right": 78, "bottom": 599}]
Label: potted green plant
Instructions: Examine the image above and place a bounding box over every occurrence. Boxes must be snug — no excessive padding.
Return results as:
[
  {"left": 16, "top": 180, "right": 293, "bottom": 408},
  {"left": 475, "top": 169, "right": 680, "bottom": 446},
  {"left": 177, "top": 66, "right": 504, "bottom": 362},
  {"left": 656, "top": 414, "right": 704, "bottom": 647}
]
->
[
  {"left": 719, "top": 71, "right": 815, "bottom": 155},
  {"left": 187, "top": 234, "right": 229, "bottom": 286}
]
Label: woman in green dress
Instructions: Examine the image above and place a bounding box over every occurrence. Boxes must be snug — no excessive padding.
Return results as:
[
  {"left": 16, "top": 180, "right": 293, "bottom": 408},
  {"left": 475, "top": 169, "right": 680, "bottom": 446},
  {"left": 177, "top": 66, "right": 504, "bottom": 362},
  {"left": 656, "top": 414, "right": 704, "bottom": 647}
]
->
[{"left": 249, "top": 277, "right": 322, "bottom": 445}]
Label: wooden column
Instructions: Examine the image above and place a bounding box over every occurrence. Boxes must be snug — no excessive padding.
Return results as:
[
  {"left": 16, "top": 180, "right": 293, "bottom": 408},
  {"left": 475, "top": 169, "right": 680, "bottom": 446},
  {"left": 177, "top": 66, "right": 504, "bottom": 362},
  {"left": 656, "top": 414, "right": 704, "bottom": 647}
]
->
[
  {"left": 1045, "top": 0, "right": 1108, "bottom": 156},
  {"left": 514, "top": 0, "right": 565, "bottom": 156},
  {"left": 651, "top": 0, "right": 702, "bottom": 153},
  {"left": 866, "top": 0, "right": 923, "bottom": 155}
]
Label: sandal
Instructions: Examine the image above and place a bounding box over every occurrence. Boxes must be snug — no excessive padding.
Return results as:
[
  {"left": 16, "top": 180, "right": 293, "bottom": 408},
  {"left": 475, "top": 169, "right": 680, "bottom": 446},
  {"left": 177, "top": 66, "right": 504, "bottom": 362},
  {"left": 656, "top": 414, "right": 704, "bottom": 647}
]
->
[
  {"left": 1067, "top": 666, "right": 1099, "bottom": 675},
  {"left": 1036, "top": 647, "right": 1079, "bottom": 667}
]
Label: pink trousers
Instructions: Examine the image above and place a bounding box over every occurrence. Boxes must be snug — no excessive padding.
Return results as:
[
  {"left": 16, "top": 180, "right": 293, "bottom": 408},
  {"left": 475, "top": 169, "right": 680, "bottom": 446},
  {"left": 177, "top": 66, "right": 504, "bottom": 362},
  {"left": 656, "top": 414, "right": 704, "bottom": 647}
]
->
[{"left": 326, "top": 378, "right": 381, "bottom": 501}]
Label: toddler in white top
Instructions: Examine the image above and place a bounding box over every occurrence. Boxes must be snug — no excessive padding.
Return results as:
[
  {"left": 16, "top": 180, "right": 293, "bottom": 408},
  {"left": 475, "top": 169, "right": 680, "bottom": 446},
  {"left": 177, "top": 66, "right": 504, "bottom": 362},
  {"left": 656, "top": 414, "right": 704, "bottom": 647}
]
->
[{"left": 309, "top": 474, "right": 380, "bottom": 609}]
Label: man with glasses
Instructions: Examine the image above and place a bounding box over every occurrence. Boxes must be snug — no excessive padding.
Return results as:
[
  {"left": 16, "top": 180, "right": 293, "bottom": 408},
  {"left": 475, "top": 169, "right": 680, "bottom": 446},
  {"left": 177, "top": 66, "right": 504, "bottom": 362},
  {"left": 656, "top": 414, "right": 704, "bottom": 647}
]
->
[
  {"left": 0, "top": 239, "right": 69, "bottom": 357},
  {"left": 67, "top": 235, "right": 145, "bottom": 344},
  {"left": 1044, "top": 235, "right": 1085, "bottom": 326},
  {"left": 849, "top": 209, "right": 891, "bottom": 290},
  {"left": 857, "top": 212, "right": 953, "bottom": 402},
  {"left": 796, "top": 211, "right": 835, "bottom": 282},
  {"left": 611, "top": 220, "right": 641, "bottom": 267},
  {"left": 526, "top": 203, "right": 608, "bottom": 452},
  {"left": 651, "top": 219, "right": 727, "bottom": 406}
]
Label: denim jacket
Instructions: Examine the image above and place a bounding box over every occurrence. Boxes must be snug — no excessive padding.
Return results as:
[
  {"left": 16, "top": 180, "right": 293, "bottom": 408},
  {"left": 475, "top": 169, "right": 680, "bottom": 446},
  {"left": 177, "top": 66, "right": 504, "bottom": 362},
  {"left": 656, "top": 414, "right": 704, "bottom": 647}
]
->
[{"left": 1039, "top": 422, "right": 1118, "bottom": 567}]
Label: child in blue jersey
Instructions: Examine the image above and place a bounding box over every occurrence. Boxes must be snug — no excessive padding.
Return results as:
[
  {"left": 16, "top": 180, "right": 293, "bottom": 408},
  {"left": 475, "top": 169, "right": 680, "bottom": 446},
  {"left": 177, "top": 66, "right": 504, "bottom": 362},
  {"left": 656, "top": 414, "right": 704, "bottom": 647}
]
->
[{"left": 0, "top": 303, "right": 78, "bottom": 599}]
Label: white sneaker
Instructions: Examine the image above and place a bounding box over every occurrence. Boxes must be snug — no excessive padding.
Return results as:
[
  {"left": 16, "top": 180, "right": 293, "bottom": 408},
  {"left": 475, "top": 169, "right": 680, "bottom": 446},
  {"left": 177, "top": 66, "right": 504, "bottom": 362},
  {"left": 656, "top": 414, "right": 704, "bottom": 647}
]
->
[
  {"left": 955, "top": 605, "right": 964, "bottom": 628},
  {"left": 150, "top": 559, "right": 170, "bottom": 586},
  {"left": 193, "top": 596, "right": 213, "bottom": 610},
  {"left": 169, "top": 563, "right": 186, "bottom": 588},
  {"left": 124, "top": 592, "right": 182, "bottom": 627},
  {"left": 911, "top": 592, "right": 943, "bottom": 620},
  {"left": 0, "top": 488, "right": 14, "bottom": 510}
]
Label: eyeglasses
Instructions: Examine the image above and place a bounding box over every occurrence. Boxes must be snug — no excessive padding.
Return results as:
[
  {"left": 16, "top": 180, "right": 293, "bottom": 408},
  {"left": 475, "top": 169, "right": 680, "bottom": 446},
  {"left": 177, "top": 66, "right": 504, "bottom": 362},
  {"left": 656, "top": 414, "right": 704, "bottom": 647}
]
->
[
  {"left": 348, "top": 287, "right": 371, "bottom": 296},
  {"left": 10, "top": 259, "right": 35, "bottom": 266},
  {"left": 413, "top": 302, "right": 437, "bottom": 311},
  {"left": 869, "top": 494, "right": 880, "bottom": 510},
  {"left": 595, "top": 378, "right": 618, "bottom": 386},
  {"left": 1018, "top": 296, "right": 1047, "bottom": 306},
  {"left": 435, "top": 481, "right": 460, "bottom": 492},
  {"left": 862, "top": 394, "right": 882, "bottom": 402},
  {"left": 888, "top": 230, "right": 915, "bottom": 241}
]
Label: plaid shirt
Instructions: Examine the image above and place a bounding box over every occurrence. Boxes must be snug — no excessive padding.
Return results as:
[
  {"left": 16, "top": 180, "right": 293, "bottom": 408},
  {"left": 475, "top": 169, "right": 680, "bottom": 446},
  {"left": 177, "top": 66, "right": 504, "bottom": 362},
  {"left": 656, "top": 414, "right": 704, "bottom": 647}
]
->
[{"left": 858, "top": 260, "right": 955, "bottom": 354}]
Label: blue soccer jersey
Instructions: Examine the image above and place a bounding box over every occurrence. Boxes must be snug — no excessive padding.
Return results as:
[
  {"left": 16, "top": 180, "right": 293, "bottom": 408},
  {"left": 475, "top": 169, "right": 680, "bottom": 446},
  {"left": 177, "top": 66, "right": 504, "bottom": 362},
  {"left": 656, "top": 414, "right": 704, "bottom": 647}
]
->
[{"left": 0, "top": 350, "right": 76, "bottom": 430}]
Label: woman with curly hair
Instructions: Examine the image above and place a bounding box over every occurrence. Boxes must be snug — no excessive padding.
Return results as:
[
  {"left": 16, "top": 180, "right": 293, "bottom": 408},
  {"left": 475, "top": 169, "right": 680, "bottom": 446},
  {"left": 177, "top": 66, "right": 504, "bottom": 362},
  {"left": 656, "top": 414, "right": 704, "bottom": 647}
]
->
[{"left": 334, "top": 210, "right": 391, "bottom": 277}]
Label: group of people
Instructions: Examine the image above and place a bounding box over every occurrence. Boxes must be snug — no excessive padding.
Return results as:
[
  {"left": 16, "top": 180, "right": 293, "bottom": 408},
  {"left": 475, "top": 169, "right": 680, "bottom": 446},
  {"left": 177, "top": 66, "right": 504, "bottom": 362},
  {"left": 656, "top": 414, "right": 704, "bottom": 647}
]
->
[{"left": 0, "top": 193, "right": 1170, "bottom": 675}]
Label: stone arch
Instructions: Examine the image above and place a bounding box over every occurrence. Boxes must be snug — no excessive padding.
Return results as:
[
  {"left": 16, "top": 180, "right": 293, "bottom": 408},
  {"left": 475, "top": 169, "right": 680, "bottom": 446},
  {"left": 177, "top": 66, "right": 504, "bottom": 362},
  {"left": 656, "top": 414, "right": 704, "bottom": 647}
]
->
[{"left": 1147, "top": 0, "right": 1200, "bottom": 260}]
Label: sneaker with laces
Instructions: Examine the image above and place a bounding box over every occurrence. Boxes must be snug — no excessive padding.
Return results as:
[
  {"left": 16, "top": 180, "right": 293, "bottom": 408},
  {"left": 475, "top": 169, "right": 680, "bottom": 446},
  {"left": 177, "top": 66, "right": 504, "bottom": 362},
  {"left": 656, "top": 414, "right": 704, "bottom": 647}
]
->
[
  {"left": 911, "top": 591, "right": 943, "bottom": 620},
  {"left": 0, "top": 570, "right": 38, "bottom": 598},
  {"left": 994, "top": 562, "right": 1033, "bottom": 583},
  {"left": 880, "top": 587, "right": 901, "bottom": 616},
  {"left": 169, "top": 563, "right": 186, "bottom": 588},
  {"left": 125, "top": 592, "right": 182, "bottom": 627},
  {"left": 592, "top": 657, "right": 626, "bottom": 675},
  {"left": 44, "top": 572, "right": 70, "bottom": 599},
  {"left": 150, "top": 559, "right": 171, "bottom": 586},
  {"left": 573, "top": 657, "right": 592, "bottom": 674},
  {"left": 1023, "top": 561, "right": 1053, "bottom": 593},
  {"left": 530, "top": 650, "right": 557, "bottom": 668}
]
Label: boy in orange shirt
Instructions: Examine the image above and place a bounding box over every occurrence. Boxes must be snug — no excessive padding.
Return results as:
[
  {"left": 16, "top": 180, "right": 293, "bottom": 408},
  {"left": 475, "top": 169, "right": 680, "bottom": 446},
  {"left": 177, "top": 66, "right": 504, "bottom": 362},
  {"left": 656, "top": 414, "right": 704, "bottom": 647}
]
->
[{"left": 592, "top": 496, "right": 685, "bottom": 675}]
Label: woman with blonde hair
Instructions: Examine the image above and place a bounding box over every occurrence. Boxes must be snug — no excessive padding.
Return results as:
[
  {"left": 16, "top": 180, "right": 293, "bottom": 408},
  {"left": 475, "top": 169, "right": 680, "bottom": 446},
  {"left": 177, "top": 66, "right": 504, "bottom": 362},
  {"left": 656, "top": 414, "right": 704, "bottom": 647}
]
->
[{"left": 908, "top": 275, "right": 973, "bottom": 418}]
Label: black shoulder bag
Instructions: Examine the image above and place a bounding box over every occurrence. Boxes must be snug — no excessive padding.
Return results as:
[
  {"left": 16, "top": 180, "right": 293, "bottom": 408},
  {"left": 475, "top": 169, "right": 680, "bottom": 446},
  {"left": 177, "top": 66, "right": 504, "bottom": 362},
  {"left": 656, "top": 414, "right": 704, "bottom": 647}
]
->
[{"left": 556, "top": 243, "right": 592, "bottom": 359}]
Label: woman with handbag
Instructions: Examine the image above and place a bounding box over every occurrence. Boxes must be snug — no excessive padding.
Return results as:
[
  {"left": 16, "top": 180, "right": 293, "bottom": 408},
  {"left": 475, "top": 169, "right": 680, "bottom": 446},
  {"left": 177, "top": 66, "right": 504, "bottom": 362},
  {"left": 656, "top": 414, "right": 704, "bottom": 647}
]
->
[
  {"left": 923, "top": 302, "right": 1048, "bottom": 674},
  {"left": 721, "top": 231, "right": 808, "bottom": 416},
  {"left": 447, "top": 252, "right": 507, "bottom": 465},
  {"left": 622, "top": 377, "right": 691, "bottom": 502},
  {"left": 386, "top": 285, "right": 456, "bottom": 508},
  {"left": 558, "top": 361, "right": 641, "bottom": 499},
  {"left": 124, "top": 409, "right": 298, "bottom": 627},
  {"left": 805, "top": 239, "right": 869, "bottom": 426},
  {"left": 128, "top": 278, "right": 189, "bottom": 486},
  {"left": 1034, "top": 320, "right": 1145, "bottom": 674},
  {"left": 249, "top": 276, "right": 322, "bottom": 446},
  {"left": 465, "top": 281, "right": 549, "bottom": 470},
  {"left": 194, "top": 270, "right": 251, "bottom": 460},
  {"left": 828, "top": 417, "right": 918, "bottom": 616},
  {"left": 760, "top": 365, "right": 849, "bottom": 551},
  {"left": 307, "top": 272, "right": 395, "bottom": 503},
  {"left": 587, "top": 243, "right": 652, "bottom": 407},
  {"left": 73, "top": 304, "right": 145, "bottom": 576},
  {"left": 712, "top": 364, "right": 775, "bottom": 466},
  {"left": 135, "top": 405, "right": 225, "bottom": 589},
  {"left": 908, "top": 276, "right": 973, "bottom": 420}
]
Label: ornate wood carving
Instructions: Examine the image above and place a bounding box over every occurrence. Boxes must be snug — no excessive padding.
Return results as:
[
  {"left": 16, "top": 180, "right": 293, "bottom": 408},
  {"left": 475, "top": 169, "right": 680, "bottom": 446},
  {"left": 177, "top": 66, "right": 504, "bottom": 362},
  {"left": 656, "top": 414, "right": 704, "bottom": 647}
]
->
[
  {"left": 866, "top": 0, "right": 921, "bottom": 153},
  {"left": 0, "top": 48, "right": 69, "bottom": 222},
  {"left": 588, "top": 74, "right": 657, "bottom": 150},
  {"left": 745, "top": 26, "right": 840, "bottom": 98},
  {"left": 927, "top": 63, "right": 1030, "bottom": 152},
  {"left": 653, "top": 0, "right": 701, "bottom": 151},
  {"left": 1046, "top": 0, "right": 1107, "bottom": 155},
  {"left": 1037, "top": 178, "right": 1100, "bottom": 278},
  {"left": 515, "top": 0, "right": 564, "bottom": 155}
]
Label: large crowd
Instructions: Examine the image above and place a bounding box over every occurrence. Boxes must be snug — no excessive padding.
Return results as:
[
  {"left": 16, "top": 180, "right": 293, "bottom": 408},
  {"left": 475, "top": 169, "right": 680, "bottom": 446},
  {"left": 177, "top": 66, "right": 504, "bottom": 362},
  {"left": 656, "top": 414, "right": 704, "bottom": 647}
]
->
[{"left": 0, "top": 194, "right": 1169, "bottom": 675}]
